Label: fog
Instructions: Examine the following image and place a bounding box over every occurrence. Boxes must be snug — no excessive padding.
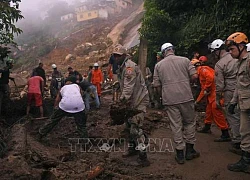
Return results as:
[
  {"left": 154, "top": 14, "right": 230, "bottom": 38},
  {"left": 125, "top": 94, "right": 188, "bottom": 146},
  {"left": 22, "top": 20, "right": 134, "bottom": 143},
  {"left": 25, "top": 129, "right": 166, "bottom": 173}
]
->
[
  {"left": 15, "top": 0, "right": 91, "bottom": 43},
  {"left": 19, "top": 0, "right": 86, "bottom": 16}
]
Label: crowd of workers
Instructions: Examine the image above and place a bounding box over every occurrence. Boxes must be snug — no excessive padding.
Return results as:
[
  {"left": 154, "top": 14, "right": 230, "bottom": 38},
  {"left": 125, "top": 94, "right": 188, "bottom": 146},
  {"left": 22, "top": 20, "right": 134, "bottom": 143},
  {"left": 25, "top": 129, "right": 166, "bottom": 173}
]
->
[
  {"left": 153, "top": 32, "right": 250, "bottom": 173},
  {"left": 0, "top": 31, "right": 250, "bottom": 172}
]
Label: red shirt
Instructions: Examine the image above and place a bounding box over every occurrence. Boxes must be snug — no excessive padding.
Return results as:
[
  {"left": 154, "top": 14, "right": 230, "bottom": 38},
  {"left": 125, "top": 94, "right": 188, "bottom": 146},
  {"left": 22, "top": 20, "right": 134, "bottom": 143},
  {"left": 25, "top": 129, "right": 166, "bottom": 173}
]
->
[{"left": 28, "top": 76, "right": 44, "bottom": 94}]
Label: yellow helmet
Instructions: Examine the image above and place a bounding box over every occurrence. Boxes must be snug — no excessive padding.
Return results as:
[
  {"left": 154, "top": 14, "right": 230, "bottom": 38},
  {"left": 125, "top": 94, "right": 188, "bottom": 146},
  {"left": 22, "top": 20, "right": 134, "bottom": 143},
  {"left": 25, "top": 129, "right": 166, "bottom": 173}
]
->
[
  {"left": 225, "top": 32, "right": 248, "bottom": 47},
  {"left": 191, "top": 59, "right": 200, "bottom": 65}
]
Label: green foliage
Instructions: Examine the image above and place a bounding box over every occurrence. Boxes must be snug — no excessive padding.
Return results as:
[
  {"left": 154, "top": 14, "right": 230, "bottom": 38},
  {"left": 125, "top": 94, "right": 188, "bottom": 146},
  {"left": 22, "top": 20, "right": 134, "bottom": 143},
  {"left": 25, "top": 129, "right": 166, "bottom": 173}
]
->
[
  {"left": 141, "top": 0, "right": 250, "bottom": 63},
  {"left": 140, "top": 1, "right": 171, "bottom": 50},
  {"left": 0, "top": 0, "right": 23, "bottom": 60}
]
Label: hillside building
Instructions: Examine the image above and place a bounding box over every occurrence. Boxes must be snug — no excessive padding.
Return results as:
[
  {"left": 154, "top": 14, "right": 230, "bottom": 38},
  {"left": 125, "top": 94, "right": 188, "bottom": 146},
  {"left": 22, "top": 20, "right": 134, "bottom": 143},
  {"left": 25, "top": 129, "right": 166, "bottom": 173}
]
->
[{"left": 60, "top": 13, "right": 75, "bottom": 21}]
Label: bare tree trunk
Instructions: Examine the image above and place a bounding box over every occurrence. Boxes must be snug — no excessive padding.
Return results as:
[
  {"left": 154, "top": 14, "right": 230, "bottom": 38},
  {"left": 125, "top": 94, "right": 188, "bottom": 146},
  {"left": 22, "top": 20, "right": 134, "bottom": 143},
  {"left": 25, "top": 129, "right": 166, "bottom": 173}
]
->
[{"left": 138, "top": 37, "right": 148, "bottom": 77}]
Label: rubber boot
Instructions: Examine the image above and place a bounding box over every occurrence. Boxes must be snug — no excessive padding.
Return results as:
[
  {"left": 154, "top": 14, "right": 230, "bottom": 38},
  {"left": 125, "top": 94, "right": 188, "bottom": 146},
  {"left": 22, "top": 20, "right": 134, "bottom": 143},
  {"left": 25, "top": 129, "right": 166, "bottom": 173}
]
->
[
  {"left": 228, "top": 151, "right": 250, "bottom": 173},
  {"left": 175, "top": 149, "right": 185, "bottom": 164},
  {"left": 198, "top": 124, "right": 211, "bottom": 134},
  {"left": 229, "top": 142, "right": 242, "bottom": 155},
  {"left": 136, "top": 151, "right": 150, "bottom": 167},
  {"left": 214, "top": 129, "right": 231, "bottom": 142},
  {"left": 185, "top": 143, "right": 200, "bottom": 160},
  {"left": 122, "top": 141, "right": 138, "bottom": 157}
]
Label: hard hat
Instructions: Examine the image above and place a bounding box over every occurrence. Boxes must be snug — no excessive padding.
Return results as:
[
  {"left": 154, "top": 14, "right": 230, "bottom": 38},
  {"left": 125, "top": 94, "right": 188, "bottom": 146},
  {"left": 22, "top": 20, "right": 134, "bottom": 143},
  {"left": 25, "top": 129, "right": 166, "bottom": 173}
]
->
[
  {"left": 225, "top": 32, "right": 248, "bottom": 47},
  {"left": 113, "top": 45, "right": 127, "bottom": 55},
  {"left": 246, "top": 43, "right": 250, "bottom": 52},
  {"left": 94, "top": 63, "right": 99, "bottom": 67},
  {"left": 209, "top": 39, "right": 224, "bottom": 52},
  {"left": 199, "top": 56, "right": 208, "bottom": 62},
  {"left": 52, "top": 64, "right": 57, "bottom": 69},
  {"left": 161, "top": 43, "right": 173, "bottom": 52},
  {"left": 191, "top": 59, "right": 200, "bottom": 65}
]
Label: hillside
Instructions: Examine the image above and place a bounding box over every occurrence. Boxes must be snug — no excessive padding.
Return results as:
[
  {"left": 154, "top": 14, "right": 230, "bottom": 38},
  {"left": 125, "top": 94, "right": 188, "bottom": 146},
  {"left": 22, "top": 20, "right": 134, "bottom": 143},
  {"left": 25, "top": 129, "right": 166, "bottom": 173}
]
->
[{"left": 12, "top": 1, "right": 145, "bottom": 80}]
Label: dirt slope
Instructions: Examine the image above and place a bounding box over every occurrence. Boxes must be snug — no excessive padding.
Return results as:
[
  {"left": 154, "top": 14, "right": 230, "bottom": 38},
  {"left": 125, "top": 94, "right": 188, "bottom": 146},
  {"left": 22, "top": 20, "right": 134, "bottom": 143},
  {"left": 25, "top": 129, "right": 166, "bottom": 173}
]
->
[{"left": 107, "top": 3, "right": 144, "bottom": 45}]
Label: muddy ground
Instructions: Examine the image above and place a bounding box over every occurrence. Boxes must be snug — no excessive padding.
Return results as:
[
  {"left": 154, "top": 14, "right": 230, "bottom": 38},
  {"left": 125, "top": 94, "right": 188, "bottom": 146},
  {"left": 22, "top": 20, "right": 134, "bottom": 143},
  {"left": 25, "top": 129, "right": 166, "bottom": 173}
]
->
[{"left": 0, "top": 93, "right": 250, "bottom": 180}]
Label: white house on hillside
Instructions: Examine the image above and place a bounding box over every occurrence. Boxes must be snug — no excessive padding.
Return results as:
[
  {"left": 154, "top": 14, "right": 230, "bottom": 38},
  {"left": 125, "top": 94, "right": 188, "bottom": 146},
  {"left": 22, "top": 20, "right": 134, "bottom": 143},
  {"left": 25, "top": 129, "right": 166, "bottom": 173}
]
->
[
  {"left": 75, "top": 5, "right": 88, "bottom": 13},
  {"left": 61, "top": 13, "right": 74, "bottom": 21},
  {"left": 98, "top": 8, "right": 108, "bottom": 19}
]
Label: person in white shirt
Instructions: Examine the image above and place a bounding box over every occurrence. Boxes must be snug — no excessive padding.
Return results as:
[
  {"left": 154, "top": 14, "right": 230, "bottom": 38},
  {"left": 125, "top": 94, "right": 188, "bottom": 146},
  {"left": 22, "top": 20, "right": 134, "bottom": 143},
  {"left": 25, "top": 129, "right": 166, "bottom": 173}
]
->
[{"left": 39, "top": 76, "right": 87, "bottom": 138}]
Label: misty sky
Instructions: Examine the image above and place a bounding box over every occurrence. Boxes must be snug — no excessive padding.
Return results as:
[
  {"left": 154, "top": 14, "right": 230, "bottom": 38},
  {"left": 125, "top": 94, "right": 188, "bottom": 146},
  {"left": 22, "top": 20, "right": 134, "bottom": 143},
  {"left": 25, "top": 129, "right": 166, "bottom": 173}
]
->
[{"left": 19, "top": 0, "right": 84, "bottom": 11}]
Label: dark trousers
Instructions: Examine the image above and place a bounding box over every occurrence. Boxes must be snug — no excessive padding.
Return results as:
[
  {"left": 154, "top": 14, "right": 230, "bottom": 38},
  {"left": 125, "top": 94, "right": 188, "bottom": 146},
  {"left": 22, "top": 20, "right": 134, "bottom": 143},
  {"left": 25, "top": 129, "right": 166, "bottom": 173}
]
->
[
  {"left": 0, "top": 84, "right": 10, "bottom": 115},
  {"left": 39, "top": 108, "right": 88, "bottom": 138}
]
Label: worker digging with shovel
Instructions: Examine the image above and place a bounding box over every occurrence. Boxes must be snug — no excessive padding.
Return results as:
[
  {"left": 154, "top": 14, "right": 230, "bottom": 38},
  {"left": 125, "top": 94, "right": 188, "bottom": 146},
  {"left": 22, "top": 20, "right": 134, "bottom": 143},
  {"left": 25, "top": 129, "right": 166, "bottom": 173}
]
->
[{"left": 111, "top": 45, "right": 150, "bottom": 167}]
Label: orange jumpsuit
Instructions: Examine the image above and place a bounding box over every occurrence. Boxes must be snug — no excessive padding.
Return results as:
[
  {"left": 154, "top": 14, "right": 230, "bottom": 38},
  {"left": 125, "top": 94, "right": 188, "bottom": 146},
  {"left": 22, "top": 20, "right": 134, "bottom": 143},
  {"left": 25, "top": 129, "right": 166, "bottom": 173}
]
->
[
  {"left": 196, "top": 66, "right": 228, "bottom": 130},
  {"left": 91, "top": 69, "right": 103, "bottom": 96}
]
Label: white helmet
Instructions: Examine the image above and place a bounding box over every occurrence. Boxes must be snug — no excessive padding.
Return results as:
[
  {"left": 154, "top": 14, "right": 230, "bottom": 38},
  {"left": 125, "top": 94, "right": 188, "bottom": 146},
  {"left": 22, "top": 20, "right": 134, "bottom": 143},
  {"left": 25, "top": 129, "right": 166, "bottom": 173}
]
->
[
  {"left": 209, "top": 39, "right": 224, "bottom": 52},
  {"left": 52, "top": 64, "right": 57, "bottom": 69},
  {"left": 246, "top": 43, "right": 250, "bottom": 52},
  {"left": 161, "top": 43, "right": 173, "bottom": 52},
  {"left": 94, "top": 63, "right": 99, "bottom": 67}
]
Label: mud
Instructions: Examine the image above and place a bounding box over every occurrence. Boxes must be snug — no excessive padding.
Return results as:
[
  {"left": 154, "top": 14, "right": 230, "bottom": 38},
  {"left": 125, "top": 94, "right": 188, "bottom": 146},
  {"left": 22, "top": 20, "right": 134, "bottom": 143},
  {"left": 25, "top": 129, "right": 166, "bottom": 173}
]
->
[
  {"left": 110, "top": 102, "right": 142, "bottom": 125},
  {"left": 1, "top": 93, "right": 249, "bottom": 180}
]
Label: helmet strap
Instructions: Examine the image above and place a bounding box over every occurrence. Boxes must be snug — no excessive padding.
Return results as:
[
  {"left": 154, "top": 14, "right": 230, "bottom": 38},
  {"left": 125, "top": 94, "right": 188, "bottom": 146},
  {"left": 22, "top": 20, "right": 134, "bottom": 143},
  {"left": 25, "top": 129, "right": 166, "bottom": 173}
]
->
[
  {"left": 217, "top": 50, "right": 221, "bottom": 60},
  {"left": 236, "top": 45, "right": 244, "bottom": 59},
  {"left": 214, "top": 50, "right": 221, "bottom": 60}
]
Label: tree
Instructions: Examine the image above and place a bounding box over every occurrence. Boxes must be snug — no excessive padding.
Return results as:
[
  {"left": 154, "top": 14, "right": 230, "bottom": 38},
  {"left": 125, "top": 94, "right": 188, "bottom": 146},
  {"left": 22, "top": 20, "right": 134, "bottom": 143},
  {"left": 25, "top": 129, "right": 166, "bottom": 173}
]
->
[
  {"left": 140, "top": 0, "right": 250, "bottom": 66},
  {"left": 0, "top": 0, "right": 23, "bottom": 60}
]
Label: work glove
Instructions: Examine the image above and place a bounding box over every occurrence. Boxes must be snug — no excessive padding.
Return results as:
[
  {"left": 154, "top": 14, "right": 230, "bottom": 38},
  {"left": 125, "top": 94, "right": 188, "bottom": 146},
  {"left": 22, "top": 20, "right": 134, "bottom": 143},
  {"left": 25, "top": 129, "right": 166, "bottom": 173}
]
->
[
  {"left": 228, "top": 103, "right": 237, "bottom": 114},
  {"left": 120, "top": 96, "right": 127, "bottom": 103},
  {"left": 216, "top": 98, "right": 222, "bottom": 109},
  {"left": 204, "top": 90, "right": 210, "bottom": 96},
  {"left": 194, "top": 101, "right": 200, "bottom": 110},
  {"left": 194, "top": 101, "right": 199, "bottom": 105},
  {"left": 119, "top": 97, "right": 131, "bottom": 107},
  {"left": 159, "top": 97, "right": 163, "bottom": 105}
]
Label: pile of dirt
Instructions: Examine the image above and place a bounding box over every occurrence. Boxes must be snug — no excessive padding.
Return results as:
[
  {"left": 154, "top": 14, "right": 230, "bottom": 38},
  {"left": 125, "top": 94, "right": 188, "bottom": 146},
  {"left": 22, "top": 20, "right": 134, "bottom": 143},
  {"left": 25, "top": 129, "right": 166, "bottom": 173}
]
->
[
  {"left": 0, "top": 93, "right": 177, "bottom": 179},
  {"left": 2, "top": 92, "right": 250, "bottom": 179}
]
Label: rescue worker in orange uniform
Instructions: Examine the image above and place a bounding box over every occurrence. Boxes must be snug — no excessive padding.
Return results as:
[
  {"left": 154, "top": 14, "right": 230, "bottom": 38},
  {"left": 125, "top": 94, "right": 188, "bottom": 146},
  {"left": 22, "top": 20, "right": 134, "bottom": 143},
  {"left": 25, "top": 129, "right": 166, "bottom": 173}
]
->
[
  {"left": 91, "top": 63, "right": 103, "bottom": 100},
  {"left": 195, "top": 56, "right": 231, "bottom": 142}
]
